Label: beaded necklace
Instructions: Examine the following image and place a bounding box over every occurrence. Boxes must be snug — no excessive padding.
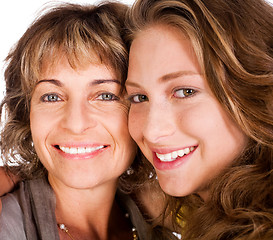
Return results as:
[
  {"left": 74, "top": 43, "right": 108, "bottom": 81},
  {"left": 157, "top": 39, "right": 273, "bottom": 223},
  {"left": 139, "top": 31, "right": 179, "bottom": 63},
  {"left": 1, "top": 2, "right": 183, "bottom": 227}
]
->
[{"left": 57, "top": 216, "right": 138, "bottom": 240}]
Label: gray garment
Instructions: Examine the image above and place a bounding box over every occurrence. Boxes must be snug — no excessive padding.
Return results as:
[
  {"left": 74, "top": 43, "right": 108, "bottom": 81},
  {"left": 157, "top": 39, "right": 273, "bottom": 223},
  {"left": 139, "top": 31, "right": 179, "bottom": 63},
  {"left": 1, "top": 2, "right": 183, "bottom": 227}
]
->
[
  {"left": 0, "top": 178, "right": 59, "bottom": 240},
  {"left": 0, "top": 177, "right": 153, "bottom": 240},
  {"left": 0, "top": 192, "right": 27, "bottom": 240}
]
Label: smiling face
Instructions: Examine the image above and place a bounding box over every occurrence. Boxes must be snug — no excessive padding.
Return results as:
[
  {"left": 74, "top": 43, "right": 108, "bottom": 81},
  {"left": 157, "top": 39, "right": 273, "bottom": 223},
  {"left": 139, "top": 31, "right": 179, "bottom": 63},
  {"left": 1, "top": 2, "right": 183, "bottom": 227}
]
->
[
  {"left": 30, "top": 56, "right": 136, "bottom": 190},
  {"left": 126, "top": 25, "right": 247, "bottom": 198}
]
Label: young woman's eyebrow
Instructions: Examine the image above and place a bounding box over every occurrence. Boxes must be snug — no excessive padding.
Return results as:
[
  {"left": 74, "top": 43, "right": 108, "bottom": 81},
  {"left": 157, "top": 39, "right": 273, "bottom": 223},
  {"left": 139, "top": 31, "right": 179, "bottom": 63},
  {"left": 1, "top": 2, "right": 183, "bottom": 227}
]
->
[
  {"left": 126, "top": 71, "right": 201, "bottom": 87},
  {"left": 125, "top": 80, "right": 140, "bottom": 88},
  {"left": 89, "top": 79, "right": 121, "bottom": 86},
  {"left": 159, "top": 71, "right": 201, "bottom": 82}
]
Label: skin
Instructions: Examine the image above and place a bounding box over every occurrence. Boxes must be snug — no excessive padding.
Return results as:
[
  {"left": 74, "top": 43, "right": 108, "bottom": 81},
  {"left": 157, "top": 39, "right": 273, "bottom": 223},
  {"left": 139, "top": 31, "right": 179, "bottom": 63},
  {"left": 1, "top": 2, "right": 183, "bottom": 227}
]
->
[
  {"left": 29, "top": 56, "right": 136, "bottom": 239},
  {"left": 126, "top": 25, "right": 247, "bottom": 199}
]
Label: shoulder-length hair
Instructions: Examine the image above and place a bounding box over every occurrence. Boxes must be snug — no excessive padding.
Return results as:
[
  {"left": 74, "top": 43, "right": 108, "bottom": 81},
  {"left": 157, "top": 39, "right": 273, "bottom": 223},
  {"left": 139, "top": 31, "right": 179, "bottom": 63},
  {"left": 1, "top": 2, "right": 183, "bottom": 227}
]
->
[{"left": 126, "top": 0, "right": 273, "bottom": 238}]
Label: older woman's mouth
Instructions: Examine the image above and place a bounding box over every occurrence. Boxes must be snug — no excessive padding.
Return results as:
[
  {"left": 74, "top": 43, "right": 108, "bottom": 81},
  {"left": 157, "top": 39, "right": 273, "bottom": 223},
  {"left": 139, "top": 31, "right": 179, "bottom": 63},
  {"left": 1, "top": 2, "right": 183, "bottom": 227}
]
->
[{"left": 55, "top": 145, "right": 107, "bottom": 155}]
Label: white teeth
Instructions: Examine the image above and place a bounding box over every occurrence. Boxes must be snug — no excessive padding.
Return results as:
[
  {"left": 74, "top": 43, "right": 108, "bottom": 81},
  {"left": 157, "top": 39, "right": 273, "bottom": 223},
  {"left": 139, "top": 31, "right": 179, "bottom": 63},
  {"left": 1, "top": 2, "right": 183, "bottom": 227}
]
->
[
  {"left": 178, "top": 149, "right": 185, "bottom": 157},
  {"left": 59, "top": 145, "right": 104, "bottom": 154},
  {"left": 165, "top": 153, "right": 172, "bottom": 161},
  {"left": 155, "top": 147, "right": 195, "bottom": 162},
  {"left": 78, "top": 147, "right": 85, "bottom": 154},
  {"left": 184, "top": 148, "right": 190, "bottom": 154},
  {"left": 171, "top": 151, "right": 178, "bottom": 159}
]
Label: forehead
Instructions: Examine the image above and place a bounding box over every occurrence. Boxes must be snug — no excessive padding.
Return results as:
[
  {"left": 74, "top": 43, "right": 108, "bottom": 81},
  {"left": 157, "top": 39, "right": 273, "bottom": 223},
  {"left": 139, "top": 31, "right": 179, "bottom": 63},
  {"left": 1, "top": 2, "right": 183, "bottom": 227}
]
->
[
  {"left": 128, "top": 25, "right": 201, "bottom": 80},
  {"left": 130, "top": 24, "right": 195, "bottom": 63},
  {"left": 132, "top": 24, "right": 190, "bottom": 48},
  {"left": 42, "top": 57, "right": 116, "bottom": 80},
  {"left": 37, "top": 50, "right": 117, "bottom": 80}
]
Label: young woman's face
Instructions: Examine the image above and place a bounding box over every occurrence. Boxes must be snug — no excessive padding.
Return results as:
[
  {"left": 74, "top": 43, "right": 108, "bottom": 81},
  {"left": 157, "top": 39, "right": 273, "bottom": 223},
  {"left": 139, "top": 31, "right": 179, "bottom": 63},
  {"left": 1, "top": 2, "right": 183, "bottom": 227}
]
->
[
  {"left": 126, "top": 25, "right": 247, "bottom": 198},
  {"left": 30, "top": 56, "right": 136, "bottom": 190}
]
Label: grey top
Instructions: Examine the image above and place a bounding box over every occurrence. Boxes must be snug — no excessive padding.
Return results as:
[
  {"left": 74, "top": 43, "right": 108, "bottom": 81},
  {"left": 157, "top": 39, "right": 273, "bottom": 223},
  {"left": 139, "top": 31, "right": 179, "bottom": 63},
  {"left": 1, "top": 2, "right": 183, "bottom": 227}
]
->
[
  {"left": 0, "top": 178, "right": 59, "bottom": 240},
  {"left": 0, "top": 177, "right": 154, "bottom": 240},
  {"left": 0, "top": 192, "right": 27, "bottom": 239}
]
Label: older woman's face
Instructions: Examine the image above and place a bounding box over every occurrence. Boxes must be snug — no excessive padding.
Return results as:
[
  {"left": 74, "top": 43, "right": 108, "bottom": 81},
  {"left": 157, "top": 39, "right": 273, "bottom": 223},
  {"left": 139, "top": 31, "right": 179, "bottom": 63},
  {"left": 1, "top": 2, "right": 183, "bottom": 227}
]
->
[
  {"left": 30, "top": 56, "right": 136, "bottom": 189},
  {"left": 126, "top": 25, "right": 247, "bottom": 198}
]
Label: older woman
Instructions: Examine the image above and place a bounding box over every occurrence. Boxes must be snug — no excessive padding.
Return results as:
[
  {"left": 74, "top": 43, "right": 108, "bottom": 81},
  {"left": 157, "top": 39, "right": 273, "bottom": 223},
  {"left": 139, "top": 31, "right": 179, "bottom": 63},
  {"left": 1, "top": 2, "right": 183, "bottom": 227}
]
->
[{"left": 0, "top": 2, "right": 178, "bottom": 239}]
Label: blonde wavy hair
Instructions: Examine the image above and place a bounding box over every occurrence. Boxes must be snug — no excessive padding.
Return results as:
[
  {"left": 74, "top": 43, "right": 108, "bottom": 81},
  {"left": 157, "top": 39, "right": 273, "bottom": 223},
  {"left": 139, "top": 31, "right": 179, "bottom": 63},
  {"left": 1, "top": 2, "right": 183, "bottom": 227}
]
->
[
  {"left": 126, "top": 0, "right": 273, "bottom": 239},
  {"left": 0, "top": 2, "right": 129, "bottom": 179}
]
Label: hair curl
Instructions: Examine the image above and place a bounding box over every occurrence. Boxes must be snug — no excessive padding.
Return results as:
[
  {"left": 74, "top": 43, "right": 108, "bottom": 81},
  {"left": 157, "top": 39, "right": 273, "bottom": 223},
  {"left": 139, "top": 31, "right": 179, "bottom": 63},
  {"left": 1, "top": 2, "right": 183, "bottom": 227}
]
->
[{"left": 126, "top": 0, "right": 273, "bottom": 238}]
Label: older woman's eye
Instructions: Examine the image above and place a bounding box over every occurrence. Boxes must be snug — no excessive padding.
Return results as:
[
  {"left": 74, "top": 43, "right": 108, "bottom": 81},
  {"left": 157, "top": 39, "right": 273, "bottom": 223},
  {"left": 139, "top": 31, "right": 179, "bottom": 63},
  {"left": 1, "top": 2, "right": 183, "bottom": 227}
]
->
[
  {"left": 174, "top": 88, "right": 196, "bottom": 98},
  {"left": 128, "top": 94, "right": 148, "bottom": 104},
  {"left": 41, "top": 93, "right": 62, "bottom": 102},
  {"left": 96, "top": 93, "right": 119, "bottom": 101}
]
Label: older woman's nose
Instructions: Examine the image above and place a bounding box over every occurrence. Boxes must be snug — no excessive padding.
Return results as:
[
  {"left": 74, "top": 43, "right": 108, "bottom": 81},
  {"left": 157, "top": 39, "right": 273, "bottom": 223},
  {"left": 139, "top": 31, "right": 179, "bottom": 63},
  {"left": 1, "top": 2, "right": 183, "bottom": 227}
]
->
[{"left": 61, "top": 100, "right": 97, "bottom": 134}]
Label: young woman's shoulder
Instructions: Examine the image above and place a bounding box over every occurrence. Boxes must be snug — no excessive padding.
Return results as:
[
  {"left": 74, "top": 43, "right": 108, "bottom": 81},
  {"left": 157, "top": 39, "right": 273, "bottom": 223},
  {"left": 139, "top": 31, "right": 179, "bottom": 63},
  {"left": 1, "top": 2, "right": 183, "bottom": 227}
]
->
[{"left": 0, "top": 192, "right": 26, "bottom": 239}]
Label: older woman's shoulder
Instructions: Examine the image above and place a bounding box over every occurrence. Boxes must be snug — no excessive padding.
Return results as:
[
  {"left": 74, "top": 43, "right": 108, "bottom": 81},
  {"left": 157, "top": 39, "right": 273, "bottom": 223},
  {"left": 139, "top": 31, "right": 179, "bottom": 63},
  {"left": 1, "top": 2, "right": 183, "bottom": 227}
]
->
[{"left": 0, "top": 192, "right": 26, "bottom": 239}]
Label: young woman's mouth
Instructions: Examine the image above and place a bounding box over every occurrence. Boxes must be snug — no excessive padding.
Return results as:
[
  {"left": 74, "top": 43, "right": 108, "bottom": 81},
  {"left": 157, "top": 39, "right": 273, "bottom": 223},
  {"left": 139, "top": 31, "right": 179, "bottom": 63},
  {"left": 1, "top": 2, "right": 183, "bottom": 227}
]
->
[
  {"left": 155, "top": 146, "right": 196, "bottom": 162},
  {"left": 152, "top": 146, "right": 197, "bottom": 170}
]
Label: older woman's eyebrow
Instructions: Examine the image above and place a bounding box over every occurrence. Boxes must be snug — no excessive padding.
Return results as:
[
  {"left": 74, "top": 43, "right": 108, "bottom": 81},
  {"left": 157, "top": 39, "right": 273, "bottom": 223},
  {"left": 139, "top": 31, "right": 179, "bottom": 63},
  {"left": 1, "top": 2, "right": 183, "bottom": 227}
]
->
[
  {"left": 36, "top": 79, "right": 63, "bottom": 87},
  {"left": 36, "top": 79, "right": 121, "bottom": 87}
]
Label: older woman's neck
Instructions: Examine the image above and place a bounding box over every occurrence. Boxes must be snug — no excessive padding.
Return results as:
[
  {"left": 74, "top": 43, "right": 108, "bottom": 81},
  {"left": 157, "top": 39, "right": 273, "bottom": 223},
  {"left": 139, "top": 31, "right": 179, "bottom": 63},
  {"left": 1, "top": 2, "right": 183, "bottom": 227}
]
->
[{"left": 50, "top": 175, "right": 119, "bottom": 239}]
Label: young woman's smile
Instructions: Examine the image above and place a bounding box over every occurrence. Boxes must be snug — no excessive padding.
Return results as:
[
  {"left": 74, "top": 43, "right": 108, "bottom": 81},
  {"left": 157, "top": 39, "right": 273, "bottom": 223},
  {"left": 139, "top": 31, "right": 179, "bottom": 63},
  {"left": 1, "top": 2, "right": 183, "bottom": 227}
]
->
[
  {"left": 126, "top": 25, "right": 247, "bottom": 198},
  {"left": 152, "top": 146, "right": 197, "bottom": 170}
]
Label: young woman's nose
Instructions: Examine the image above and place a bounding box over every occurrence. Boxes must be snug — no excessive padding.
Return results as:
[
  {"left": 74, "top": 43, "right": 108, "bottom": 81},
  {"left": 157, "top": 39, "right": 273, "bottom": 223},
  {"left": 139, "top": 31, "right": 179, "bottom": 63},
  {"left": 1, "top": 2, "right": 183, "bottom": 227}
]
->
[
  {"left": 61, "top": 100, "right": 97, "bottom": 134},
  {"left": 142, "top": 103, "right": 175, "bottom": 143}
]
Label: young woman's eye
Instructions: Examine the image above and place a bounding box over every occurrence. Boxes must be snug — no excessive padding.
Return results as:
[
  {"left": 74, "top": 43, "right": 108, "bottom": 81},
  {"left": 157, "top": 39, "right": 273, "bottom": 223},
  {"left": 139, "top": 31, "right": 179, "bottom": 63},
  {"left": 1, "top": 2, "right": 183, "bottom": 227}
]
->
[
  {"left": 96, "top": 93, "right": 119, "bottom": 101},
  {"left": 41, "top": 93, "right": 62, "bottom": 102},
  {"left": 174, "top": 88, "right": 196, "bottom": 98},
  {"left": 128, "top": 94, "right": 148, "bottom": 104}
]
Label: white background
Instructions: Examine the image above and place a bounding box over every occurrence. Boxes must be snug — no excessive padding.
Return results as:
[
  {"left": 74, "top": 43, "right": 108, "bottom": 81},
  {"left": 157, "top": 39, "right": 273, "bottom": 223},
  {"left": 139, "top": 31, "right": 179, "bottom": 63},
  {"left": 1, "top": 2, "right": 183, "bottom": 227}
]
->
[{"left": 0, "top": 0, "right": 272, "bottom": 165}]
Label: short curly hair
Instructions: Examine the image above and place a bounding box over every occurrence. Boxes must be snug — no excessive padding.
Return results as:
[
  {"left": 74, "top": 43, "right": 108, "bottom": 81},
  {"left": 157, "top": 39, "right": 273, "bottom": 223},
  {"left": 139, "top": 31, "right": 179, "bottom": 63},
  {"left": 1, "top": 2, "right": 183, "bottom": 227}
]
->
[{"left": 1, "top": 2, "right": 129, "bottom": 179}]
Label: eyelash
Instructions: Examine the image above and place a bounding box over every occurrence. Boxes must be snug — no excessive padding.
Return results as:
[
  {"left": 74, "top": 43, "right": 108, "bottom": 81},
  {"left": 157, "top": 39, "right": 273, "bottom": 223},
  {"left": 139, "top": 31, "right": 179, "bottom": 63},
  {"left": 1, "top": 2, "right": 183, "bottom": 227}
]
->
[
  {"left": 40, "top": 92, "right": 119, "bottom": 103},
  {"left": 95, "top": 92, "right": 120, "bottom": 101},
  {"left": 41, "top": 93, "right": 62, "bottom": 102},
  {"left": 127, "top": 88, "right": 197, "bottom": 104},
  {"left": 127, "top": 94, "right": 148, "bottom": 104},
  {"left": 173, "top": 88, "right": 197, "bottom": 98}
]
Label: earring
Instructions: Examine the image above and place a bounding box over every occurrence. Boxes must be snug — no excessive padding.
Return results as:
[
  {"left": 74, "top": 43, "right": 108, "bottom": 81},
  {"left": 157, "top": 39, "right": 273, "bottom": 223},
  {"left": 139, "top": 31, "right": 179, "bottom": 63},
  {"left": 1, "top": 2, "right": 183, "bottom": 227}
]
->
[
  {"left": 148, "top": 170, "right": 158, "bottom": 180},
  {"left": 126, "top": 166, "right": 134, "bottom": 175}
]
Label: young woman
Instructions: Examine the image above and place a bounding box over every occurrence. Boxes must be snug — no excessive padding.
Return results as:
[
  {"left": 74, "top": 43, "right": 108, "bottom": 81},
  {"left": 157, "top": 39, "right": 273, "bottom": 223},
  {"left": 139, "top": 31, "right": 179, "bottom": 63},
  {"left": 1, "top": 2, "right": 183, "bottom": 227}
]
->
[
  {"left": 0, "top": 2, "right": 177, "bottom": 239},
  {"left": 125, "top": 0, "right": 273, "bottom": 239}
]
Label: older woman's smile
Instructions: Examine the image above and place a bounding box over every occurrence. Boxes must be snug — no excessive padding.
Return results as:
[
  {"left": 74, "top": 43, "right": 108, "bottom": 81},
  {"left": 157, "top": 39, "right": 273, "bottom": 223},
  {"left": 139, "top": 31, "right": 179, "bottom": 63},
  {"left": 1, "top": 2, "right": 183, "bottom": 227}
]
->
[{"left": 58, "top": 145, "right": 106, "bottom": 155}]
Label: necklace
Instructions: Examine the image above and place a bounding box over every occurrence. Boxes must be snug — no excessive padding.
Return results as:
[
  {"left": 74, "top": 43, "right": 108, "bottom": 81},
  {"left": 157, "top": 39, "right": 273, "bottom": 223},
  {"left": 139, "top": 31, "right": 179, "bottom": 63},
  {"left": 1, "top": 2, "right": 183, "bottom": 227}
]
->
[
  {"left": 58, "top": 224, "right": 75, "bottom": 240},
  {"left": 57, "top": 219, "right": 139, "bottom": 240},
  {"left": 132, "top": 227, "right": 138, "bottom": 240}
]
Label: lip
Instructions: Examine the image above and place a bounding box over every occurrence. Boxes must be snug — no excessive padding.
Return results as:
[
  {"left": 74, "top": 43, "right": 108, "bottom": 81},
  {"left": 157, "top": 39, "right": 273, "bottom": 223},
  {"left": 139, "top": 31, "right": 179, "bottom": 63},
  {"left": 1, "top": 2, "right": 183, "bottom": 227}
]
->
[
  {"left": 151, "top": 146, "right": 194, "bottom": 154},
  {"left": 53, "top": 143, "right": 110, "bottom": 160},
  {"left": 152, "top": 146, "right": 197, "bottom": 170}
]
